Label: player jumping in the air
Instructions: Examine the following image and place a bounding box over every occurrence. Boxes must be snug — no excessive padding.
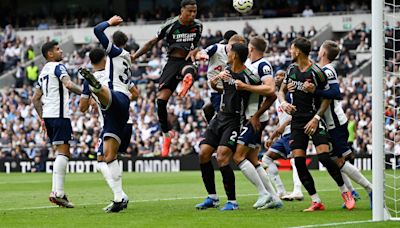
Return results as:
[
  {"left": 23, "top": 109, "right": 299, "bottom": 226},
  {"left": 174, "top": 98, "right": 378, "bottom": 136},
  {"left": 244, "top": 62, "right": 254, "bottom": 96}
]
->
[
  {"left": 79, "top": 15, "right": 134, "bottom": 213},
  {"left": 131, "top": 0, "right": 203, "bottom": 157}
]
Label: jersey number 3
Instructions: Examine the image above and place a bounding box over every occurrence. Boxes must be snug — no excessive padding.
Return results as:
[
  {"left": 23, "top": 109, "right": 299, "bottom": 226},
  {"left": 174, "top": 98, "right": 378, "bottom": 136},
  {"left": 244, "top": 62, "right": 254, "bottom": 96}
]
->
[{"left": 119, "top": 61, "right": 130, "bottom": 84}]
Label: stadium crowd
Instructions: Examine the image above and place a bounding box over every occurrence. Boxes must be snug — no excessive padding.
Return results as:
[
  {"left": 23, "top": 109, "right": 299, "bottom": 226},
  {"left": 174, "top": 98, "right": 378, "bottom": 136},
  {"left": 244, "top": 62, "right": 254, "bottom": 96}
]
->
[
  {"left": 0, "top": 0, "right": 371, "bottom": 29},
  {"left": 0, "top": 17, "right": 398, "bottom": 172}
]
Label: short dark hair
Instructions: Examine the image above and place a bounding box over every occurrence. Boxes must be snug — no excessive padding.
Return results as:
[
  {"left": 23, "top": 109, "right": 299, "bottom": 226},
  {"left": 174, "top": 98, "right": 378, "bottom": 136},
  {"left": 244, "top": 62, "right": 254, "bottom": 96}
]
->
[
  {"left": 250, "top": 36, "right": 267, "bottom": 53},
  {"left": 89, "top": 48, "right": 106, "bottom": 65},
  {"left": 322, "top": 40, "right": 340, "bottom": 61},
  {"left": 181, "top": 0, "right": 196, "bottom": 7},
  {"left": 231, "top": 43, "right": 249, "bottom": 63},
  {"left": 292, "top": 37, "right": 311, "bottom": 56},
  {"left": 113, "top": 31, "right": 128, "bottom": 47},
  {"left": 223, "top": 30, "right": 238, "bottom": 43},
  {"left": 41, "top": 41, "right": 58, "bottom": 59}
]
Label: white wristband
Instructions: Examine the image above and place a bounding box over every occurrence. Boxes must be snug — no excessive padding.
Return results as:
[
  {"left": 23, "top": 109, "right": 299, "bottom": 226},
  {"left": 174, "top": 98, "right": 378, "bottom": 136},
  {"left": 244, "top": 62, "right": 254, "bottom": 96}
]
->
[{"left": 314, "top": 114, "right": 321, "bottom": 121}]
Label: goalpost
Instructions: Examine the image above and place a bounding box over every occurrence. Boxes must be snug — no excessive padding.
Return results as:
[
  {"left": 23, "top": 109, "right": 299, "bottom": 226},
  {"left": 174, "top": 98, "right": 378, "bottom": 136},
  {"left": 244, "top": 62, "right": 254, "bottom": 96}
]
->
[{"left": 374, "top": 0, "right": 400, "bottom": 221}]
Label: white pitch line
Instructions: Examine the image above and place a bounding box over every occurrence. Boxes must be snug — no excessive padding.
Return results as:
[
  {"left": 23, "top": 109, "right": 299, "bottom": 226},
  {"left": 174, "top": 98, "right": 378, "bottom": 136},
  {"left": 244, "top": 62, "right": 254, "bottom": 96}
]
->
[
  {"left": 289, "top": 220, "right": 376, "bottom": 228},
  {"left": 0, "top": 187, "right": 361, "bottom": 212}
]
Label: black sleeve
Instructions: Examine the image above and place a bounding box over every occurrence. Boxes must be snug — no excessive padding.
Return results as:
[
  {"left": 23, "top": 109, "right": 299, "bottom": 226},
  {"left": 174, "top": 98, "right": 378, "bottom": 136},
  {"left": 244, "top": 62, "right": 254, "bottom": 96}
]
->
[
  {"left": 193, "top": 22, "right": 203, "bottom": 49},
  {"left": 156, "top": 17, "right": 176, "bottom": 41}
]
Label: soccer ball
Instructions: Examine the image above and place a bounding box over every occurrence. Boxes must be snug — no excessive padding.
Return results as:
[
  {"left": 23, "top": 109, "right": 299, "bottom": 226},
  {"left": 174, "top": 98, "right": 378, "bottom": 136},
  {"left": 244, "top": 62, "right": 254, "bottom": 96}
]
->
[{"left": 233, "top": 0, "right": 253, "bottom": 14}]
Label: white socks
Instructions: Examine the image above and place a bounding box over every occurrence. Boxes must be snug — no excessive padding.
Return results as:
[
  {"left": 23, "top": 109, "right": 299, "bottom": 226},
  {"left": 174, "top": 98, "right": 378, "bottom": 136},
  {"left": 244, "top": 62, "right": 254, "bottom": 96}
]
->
[
  {"left": 263, "top": 156, "right": 286, "bottom": 195},
  {"left": 97, "top": 162, "right": 127, "bottom": 198},
  {"left": 341, "top": 172, "right": 355, "bottom": 192},
  {"left": 208, "top": 194, "right": 218, "bottom": 200},
  {"left": 107, "top": 160, "right": 123, "bottom": 202},
  {"left": 256, "top": 165, "right": 279, "bottom": 201},
  {"left": 341, "top": 161, "right": 372, "bottom": 193},
  {"left": 311, "top": 193, "right": 321, "bottom": 203},
  {"left": 290, "top": 158, "right": 303, "bottom": 195},
  {"left": 53, "top": 155, "right": 68, "bottom": 197},
  {"left": 339, "top": 185, "right": 348, "bottom": 193},
  {"left": 238, "top": 159, "right": 269, "bottom": 196}
]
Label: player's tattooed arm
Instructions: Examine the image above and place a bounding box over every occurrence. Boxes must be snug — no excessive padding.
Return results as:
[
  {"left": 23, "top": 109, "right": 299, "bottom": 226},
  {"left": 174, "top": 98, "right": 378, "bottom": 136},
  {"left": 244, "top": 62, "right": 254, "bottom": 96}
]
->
[
  {"left": 32, "top": 88, "right": 43, "bottom": 119},
  {"left": 131, "top": 37, "right": 158, "bottom": 61},
  {"left": 61, "top": 76, "right": 82, "bottom": 95}
]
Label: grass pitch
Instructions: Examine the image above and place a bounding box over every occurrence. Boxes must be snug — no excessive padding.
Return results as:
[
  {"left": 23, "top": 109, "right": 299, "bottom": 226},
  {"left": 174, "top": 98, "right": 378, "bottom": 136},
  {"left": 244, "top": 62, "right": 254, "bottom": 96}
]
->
[{"left": 0, "top": 170, "right": 398, "bottom": 227}]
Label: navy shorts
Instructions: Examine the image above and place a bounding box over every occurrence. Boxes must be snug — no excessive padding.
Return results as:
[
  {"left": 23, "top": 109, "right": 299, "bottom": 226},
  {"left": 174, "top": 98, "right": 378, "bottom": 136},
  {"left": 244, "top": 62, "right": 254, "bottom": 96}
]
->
[
  {"left": 102, "top": 91, "right": 130, "bottom": 145},
  {"left": 237, "top": 121, "right": 268, "bottom": 149},
  {"left": 44, "top": 118, "right": 73, "bottom": 145},
  {"left": 97, "top": 123, "right": 133, "bottom": 156},
  {"left": 210, "top": 92, "right": 221, "bottom": 113},
  {"left": 329, "top": 123, "right": 352, "bottom": 159},
  {"left": 269, "top": 134, "right": 292, "bottom": 159}
]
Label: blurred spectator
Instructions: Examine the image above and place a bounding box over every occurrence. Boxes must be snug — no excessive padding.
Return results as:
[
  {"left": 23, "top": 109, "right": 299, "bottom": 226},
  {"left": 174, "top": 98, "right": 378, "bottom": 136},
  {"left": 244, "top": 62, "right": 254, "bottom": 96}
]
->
[
  {"left": 26, "top": 62, "right": 39, "bottom": 86},
  {"left": 14, "top": 61, "right": 25, "bottom": 88},
  {"left": 302, "top": 5, "right": 314, "bottom": 17}
]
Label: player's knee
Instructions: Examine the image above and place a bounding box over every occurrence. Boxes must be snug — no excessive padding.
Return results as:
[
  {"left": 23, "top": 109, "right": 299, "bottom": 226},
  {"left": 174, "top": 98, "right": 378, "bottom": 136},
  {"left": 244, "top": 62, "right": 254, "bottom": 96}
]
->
[
  {"left": 181, "top": 64, "right": 197, "bottom": 77},
  {"left": 199, "top": 150, "right": 212, "bottom": 163},
  {"left": 232, "top": 152, "right": 244, "bottom": 165},
  {"left": 216, "top": 150, "right": 231, "bottom": 166},
  {"left": 335, "top": 157, "right": 345, "bottom": 167}
]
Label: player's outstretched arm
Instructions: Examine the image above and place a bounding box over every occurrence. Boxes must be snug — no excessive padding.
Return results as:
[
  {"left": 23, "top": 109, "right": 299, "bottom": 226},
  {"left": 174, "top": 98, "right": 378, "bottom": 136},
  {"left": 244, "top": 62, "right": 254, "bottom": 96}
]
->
[
  {"left": 235, "top": 77, "right": 275, "bottom": 97},
  {"left": 303, "top": 81, "right": 342, "bottom": 100},
  {"left": 61, "top": 75, "right": 82, "bottom": 95},
  {"left": 94, "top": 16, "right": 124, "bottom": 57},
  {"left": 32, "top": 88, "right": 43, "bottom": 119},
  {"left": 131, "top": 37, "right": 158, "bottom": 61}
]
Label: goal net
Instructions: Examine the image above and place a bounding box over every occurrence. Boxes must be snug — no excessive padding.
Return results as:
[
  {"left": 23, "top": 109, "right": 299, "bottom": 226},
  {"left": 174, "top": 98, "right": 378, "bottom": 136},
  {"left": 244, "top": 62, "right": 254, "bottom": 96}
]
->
[{"left": 381, "top": 0, "right": 400, "bottom": 221}]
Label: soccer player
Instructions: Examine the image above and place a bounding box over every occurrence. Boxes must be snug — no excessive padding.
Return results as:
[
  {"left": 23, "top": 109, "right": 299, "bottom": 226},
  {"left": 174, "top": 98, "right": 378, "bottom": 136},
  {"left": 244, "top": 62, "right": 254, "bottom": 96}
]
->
[
  {"left": 200, "top": 30, "right": 238, "bottom": 122},
  {"left": 32, "top": 41, "right": 82, "bottom": 208},
  {"left": 79, "top": 15, "right": 134, "bottom": 213},
  {"left": 195, "top": 43, "right": 259, "bottom": 211},
  {"left": 79, "top": 48, "right": 138, "bottom": 211},
  {"left": 131, "top": 0, "right": 202, "bottom": 157},
  {"left": 301, "top": 40, "right": 372, "bottom": 208},
  {"left": 278, "top": 37, "right": 355, "bottom": 211},
  {"left": 232, "top": 36, "right": 282, "bottom": 209},
  {"left": 262, "top": 70, "right": 304, "bottom": 201}
]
